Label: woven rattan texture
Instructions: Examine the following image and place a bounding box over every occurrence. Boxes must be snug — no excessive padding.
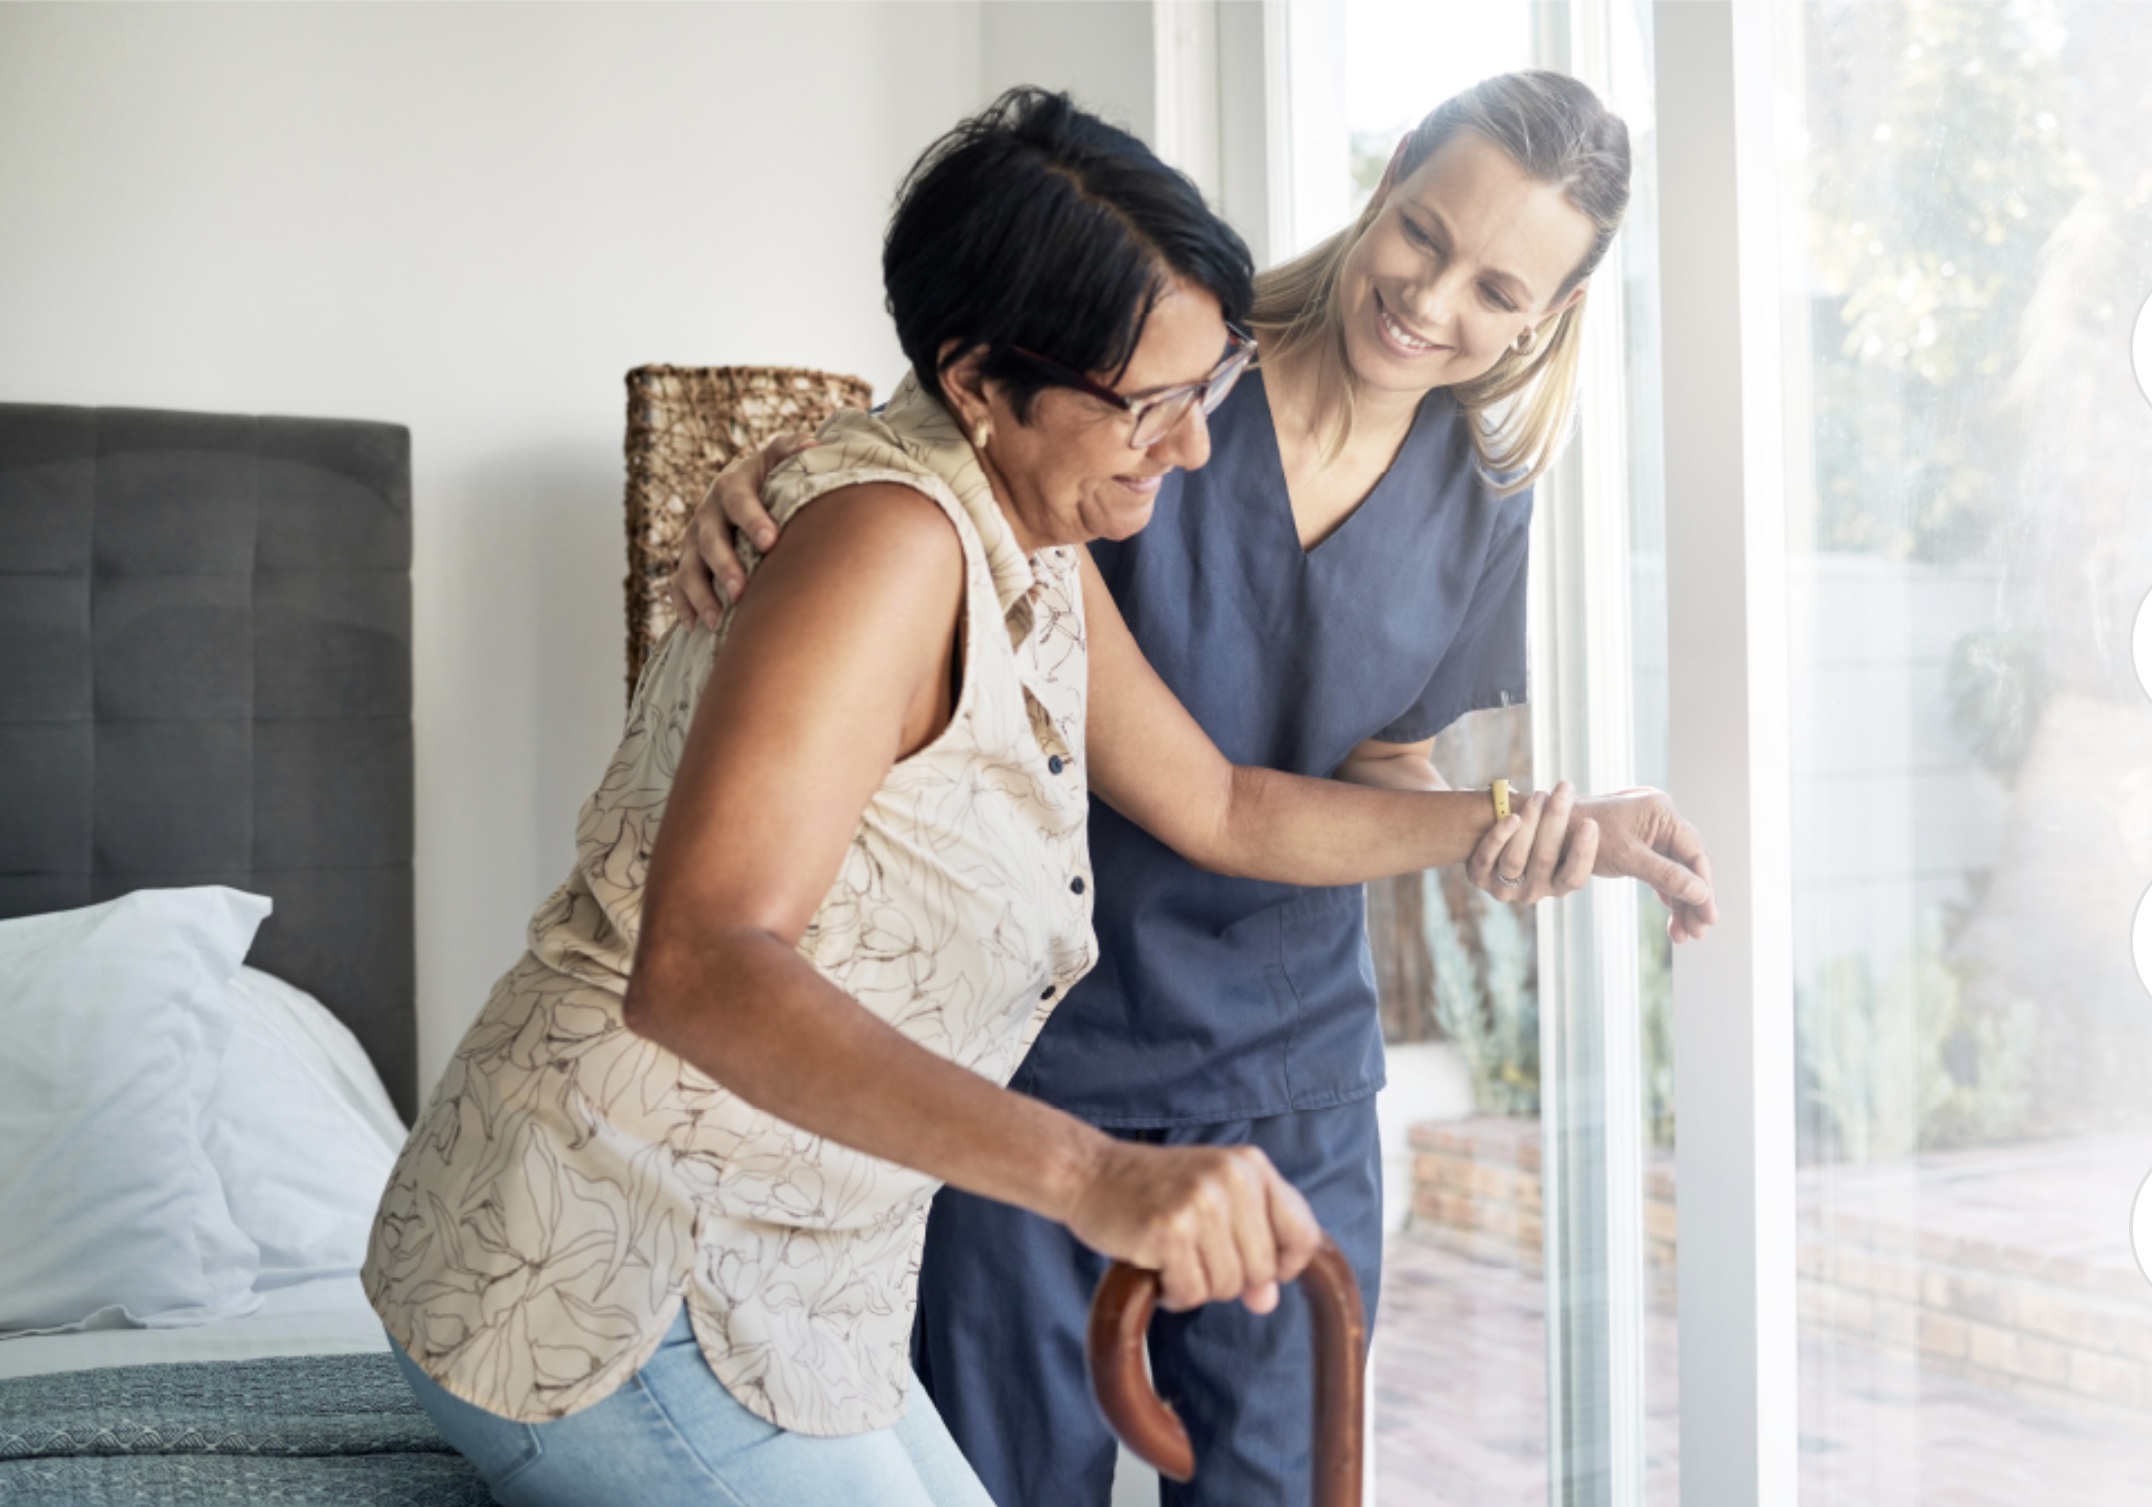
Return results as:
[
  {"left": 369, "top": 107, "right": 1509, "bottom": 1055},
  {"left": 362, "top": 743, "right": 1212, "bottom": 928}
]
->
[{"left": 622, "top": 365, "right": 873, "bottom": 699}]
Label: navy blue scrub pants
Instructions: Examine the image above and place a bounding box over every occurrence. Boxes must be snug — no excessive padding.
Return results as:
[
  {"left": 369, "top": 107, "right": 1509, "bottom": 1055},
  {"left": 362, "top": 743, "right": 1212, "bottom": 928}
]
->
[{"left": 911, "top": 1099, "right": 1383, "bottom": 1507}]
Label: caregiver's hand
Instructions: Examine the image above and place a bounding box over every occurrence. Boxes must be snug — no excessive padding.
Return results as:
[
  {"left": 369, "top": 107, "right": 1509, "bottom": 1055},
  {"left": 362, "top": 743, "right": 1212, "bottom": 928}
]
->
[
  {"left": 1465, "top": 780, "right": 1598, "bottom": 906},
  {"left": 1574, "top": 788, "right": 1718, "bottom": 943},
  {"left": 668, "top": 432, "right": 814, "bottom": 629},
  {"left": 1064, "top": 1140, "right": 1323, "bottom": 1318}
]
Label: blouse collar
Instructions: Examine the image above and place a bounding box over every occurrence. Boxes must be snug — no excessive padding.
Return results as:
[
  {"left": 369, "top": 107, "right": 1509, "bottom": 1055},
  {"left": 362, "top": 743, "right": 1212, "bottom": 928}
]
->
[{"left": 880, "top": 373, "right": 1052, "bottom": 622}]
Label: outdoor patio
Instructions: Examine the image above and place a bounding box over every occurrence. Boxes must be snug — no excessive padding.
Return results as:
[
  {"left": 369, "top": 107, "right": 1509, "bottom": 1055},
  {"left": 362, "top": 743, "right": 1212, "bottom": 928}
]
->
[{"left": 1372, "top": 1120, "right": 2152, "bottom": 1504}]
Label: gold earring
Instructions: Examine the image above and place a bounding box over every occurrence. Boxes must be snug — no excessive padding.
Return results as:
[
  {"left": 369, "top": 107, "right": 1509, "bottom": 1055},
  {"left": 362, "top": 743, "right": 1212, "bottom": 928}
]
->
[{"left": 1514, "top": 325, "right": 1537, "bottom": 355}]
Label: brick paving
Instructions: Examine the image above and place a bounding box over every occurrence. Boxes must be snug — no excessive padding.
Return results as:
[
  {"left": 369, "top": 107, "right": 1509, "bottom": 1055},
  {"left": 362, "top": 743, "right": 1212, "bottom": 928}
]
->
[
  {"left": 1797, "top": 1136, "right": 2152, "bottom": 1433},
  {"left": 1370, "top": 1234, "right": 1558, "bottom": 1505},
  {"left": 1371, "top": 1225, "right": 2152, "bottom": 1505}
]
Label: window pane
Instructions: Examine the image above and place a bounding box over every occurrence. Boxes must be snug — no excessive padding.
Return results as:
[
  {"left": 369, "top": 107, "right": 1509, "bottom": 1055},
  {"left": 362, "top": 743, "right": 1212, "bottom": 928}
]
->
[{"left": 1781, "top": 4, "right": 2152, "bottom": 1501}]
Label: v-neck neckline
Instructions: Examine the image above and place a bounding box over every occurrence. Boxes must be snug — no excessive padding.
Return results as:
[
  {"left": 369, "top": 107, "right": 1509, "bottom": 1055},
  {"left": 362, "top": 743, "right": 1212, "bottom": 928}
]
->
[{"left": 1253, "top": 368, "right": 1433, "bottom": 562}]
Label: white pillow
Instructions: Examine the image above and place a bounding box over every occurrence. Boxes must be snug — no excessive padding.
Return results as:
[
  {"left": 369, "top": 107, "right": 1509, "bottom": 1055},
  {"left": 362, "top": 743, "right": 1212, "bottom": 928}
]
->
[
  {"left": 0, "top": 887, "right": 268, "bottom": 1334},
  {"left": 204, "top": 966, "right": 408, "bottom": 1283}
]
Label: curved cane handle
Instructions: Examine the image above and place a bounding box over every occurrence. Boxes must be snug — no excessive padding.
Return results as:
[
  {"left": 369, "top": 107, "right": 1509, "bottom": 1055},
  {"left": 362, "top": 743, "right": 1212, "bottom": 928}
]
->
[
  {"left": 1085, "top": 1235, "right": 1367, "bottom": 1506},
  {"left": 1086, "top": 1259, "right": 1195, "bottom": 1481}
]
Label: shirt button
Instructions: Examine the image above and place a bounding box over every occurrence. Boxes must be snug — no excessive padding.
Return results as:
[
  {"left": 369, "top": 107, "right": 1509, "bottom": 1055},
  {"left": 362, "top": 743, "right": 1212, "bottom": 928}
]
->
[
  {"left": 1048, "top": 755, "right": 1065, "bottom": 775},
  {"left": 1070, "top": 877, "right": 1086, "bottom": 895}
]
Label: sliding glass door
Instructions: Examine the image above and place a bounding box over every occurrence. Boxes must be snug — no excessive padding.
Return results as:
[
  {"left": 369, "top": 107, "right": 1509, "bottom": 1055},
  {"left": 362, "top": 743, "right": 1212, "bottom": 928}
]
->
[
  {"left": 1770, "top": 4, "right": 2152, "bottom": 1499},
  {"left": 1654, "top": 2, "right": 2152, "bottom": 1501},
  {"left": 1269, "top": 3, "right": 2152, "bottom": 1503},
  {"left": 1278, "top": 5, "right": 1673, "bottom": 1502}
]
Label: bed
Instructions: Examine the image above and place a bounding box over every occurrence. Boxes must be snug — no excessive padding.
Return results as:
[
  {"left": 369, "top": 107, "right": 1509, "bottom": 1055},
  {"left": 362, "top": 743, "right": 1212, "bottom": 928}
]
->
[{"left": 0, "top": 404, "right": 487, "bottom": 1504}]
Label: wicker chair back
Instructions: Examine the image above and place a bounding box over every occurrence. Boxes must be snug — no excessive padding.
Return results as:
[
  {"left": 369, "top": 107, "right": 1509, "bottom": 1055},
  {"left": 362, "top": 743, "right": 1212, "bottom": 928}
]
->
[{"left": 622, "top": 364, "right": 873, "bottom": 699}]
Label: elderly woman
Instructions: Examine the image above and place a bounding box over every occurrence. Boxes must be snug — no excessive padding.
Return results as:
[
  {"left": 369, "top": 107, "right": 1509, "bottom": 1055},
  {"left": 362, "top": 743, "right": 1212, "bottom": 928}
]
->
[{"left": 365, "top": 90, "right": 1626, "bottom": 1507}]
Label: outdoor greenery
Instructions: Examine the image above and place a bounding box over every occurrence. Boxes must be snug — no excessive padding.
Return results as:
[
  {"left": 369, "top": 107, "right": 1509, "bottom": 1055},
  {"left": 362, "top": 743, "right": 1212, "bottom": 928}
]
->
[
  {"left": 1804, "top": 0, "right": 2093, "bottom": 563},
  {"left": 1639, "top": 896, "right": 1676, "bottom": 1149},
  {"left": 1795, "top": 911, "right": 2038, "bottom": 1162},
  {"left": 1421, "top": 871, "right": 1539, "bottom": 1116},
  {"left": 1349, "top": 128, "right": 1392, "bottom": 211},
  {"left": 1946, "top": 625, "right": 2050, "bottom": 784},
  {"left": 1788, "top": 0, "right": 2152, "bottom": 1154}
]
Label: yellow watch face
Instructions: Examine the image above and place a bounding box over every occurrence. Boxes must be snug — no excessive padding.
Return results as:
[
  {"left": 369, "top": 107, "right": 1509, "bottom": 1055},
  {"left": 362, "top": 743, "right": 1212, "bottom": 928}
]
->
[{"left": 1492, "top": 779, "right": 1511, "bottom": 821}]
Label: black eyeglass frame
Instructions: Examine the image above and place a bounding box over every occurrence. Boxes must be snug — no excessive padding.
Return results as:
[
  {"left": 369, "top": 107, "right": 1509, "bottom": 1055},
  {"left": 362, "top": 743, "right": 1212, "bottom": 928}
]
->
[{"left": 1006, "top": 324, "right": 1258, "bottom": 449}]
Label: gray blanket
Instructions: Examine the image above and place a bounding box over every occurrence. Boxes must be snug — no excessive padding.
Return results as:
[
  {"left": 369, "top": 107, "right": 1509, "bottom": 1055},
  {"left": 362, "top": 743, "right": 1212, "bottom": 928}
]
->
[{"left": 0, "top": 1353, "right": 489, "bottom": 1505}]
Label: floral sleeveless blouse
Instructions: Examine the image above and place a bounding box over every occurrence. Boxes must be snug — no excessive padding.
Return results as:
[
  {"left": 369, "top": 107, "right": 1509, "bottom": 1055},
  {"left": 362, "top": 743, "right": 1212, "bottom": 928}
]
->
[{"left": 364, "top": 376, "right": 1097, "bottom": 1435}]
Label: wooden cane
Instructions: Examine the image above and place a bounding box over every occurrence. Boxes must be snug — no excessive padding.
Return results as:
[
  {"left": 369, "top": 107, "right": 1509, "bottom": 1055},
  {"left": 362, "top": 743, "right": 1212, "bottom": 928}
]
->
[{"left": 1086, "top": 1235, "right": 1367, "bottom": 1506}]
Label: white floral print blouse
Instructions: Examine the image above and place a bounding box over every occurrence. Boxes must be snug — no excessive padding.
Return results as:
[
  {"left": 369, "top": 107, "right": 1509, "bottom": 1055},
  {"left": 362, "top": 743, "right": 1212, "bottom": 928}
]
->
[{"left": 364, "top": 375, "right": 1097, "bottom": 1436}]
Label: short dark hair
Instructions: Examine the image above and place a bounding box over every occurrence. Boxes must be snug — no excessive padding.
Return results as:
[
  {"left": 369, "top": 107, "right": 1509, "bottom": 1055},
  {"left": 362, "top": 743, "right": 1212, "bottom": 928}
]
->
[{"left": 883, "top": 87, "right": 1255, "bottom": 421}]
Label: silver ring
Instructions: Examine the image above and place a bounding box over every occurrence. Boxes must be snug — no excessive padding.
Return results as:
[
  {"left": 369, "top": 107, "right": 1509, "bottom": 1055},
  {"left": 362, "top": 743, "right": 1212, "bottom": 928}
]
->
[{"left": 1497, "top": 872, "right": 1526, "bottom": 888}]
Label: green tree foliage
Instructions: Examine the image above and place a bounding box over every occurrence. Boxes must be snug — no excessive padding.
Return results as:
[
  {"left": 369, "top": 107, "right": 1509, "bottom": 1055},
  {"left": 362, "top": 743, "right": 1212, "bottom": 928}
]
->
[
  {"left": 1945, "top": 624, "right": 2049, "bottom": 783},
  {"left": 1805, "top": 0, "right": 2095, "bottom": 561}
]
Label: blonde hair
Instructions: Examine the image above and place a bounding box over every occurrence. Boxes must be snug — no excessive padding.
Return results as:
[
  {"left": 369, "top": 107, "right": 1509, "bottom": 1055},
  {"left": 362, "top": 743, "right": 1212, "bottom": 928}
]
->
[{"left": 1252, "top": 70, "right": 1630, "bottom": 494}]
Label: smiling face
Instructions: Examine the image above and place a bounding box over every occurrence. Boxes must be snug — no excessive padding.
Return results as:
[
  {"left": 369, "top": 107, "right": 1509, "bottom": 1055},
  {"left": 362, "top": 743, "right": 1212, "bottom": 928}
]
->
[
  {"left": 945, "top": 277, "right": 1230, "bottom": 553},
  {"left": 1336, "top": 128, "right": 1599, "bottom": 398}
]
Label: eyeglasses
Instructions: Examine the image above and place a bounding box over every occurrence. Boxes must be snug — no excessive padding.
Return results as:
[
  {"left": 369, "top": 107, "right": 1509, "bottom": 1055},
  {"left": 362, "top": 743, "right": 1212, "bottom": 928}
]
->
[{"left": 1007, "top": 325, "right": 1257, "bottom": 449}]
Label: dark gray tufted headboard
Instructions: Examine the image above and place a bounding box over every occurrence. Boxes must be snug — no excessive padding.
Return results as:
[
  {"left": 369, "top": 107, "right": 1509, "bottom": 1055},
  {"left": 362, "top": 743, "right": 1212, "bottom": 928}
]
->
[{"left": 0, "top": 405, "right": 417, "bottom": 1119}]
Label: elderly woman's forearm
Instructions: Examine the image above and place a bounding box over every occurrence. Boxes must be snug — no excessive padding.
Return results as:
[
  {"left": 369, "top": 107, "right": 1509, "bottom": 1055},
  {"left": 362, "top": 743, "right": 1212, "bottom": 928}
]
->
[
  {"left": 1206, "top": 766, "right": 1497, "bottom": 883},
  {"left": 623, "top": 928, "right": 1108, "bottom": 1224}
]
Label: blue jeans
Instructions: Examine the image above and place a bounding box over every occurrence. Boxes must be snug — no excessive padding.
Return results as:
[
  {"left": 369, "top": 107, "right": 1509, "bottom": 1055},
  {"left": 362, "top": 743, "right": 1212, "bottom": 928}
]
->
[{"left": 392, "top": 1309, "right": 995, "bottom": 1507}]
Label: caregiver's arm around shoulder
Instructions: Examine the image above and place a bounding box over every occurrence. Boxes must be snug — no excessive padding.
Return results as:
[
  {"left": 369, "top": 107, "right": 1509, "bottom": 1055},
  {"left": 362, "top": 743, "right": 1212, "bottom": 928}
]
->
[
  {"left": 625, "top": 483, "right": 1320, "bottom": 1314},
  {"left": 1079, "top": 551, "right": 1718, "bottom": 938}
]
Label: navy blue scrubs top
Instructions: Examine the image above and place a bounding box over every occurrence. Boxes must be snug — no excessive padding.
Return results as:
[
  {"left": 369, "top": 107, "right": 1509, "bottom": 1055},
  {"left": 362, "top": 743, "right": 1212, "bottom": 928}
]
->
[{"left": 1009, "top": 371, "right": 1533, "bottom": 1126}]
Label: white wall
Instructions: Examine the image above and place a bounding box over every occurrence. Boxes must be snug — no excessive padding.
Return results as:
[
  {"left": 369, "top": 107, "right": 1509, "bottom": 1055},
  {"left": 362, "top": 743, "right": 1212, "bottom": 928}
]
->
[
  {"left": 0, "top": 0, "right": 1188, "bottom": 1090},
  {"left": 982, "top": 0, "right": 1155, "bottom": 138},
  {"left": 0, "top": 1, "right": 992, "bottom": 1081},
  {"left": 0, "top": 11, "right": 1232, "bottom": 1500}
]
